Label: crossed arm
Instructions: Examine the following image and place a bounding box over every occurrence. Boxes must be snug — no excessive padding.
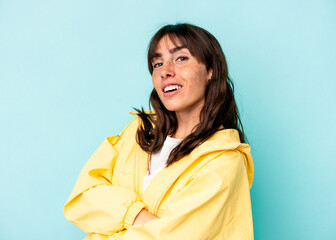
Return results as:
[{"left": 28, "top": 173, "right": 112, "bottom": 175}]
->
[
  {"left": 63, "top": 135, "right": 158, "bottom": 235},
  {"left": 64, "top": 136, "right": 253, "bottom": 239}
]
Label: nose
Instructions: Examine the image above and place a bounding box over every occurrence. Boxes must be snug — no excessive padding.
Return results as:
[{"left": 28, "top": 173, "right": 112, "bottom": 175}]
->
[{"left": 161, "top": 61, "right": 175, "bottom": 79}]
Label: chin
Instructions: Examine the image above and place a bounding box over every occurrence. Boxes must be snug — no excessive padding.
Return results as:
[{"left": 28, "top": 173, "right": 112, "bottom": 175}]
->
[
  {"left": 164, "top": 107, "right": 178, "bottom": 112},
  {"left": 162, "top": 104, "right": 180, "bottom": 112}
]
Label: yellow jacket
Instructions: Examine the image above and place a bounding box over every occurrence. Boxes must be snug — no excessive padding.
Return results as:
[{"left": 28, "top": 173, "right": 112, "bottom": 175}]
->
[{"left": 64, "top": 115, "right": 254, "bottom": 239}]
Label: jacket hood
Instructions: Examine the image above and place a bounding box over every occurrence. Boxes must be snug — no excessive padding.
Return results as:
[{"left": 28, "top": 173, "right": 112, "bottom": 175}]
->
[
  {"left": 197, "top": 128, "right": 254, "bottom": 188},
  {"left": 129, "top": 111, "right": 254, "bottom": 188}
]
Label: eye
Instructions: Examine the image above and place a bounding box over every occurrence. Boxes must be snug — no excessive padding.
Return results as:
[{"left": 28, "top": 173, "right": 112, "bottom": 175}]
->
[
  {"left": 152, "top": 62, "right": 163, "bottom": 69},
  {"left": 176, "top": 56, "right": 188, "bottom": 62}
]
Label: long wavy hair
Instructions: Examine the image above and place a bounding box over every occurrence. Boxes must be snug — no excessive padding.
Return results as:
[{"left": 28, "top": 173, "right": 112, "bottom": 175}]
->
[{"left": 135, "top": 23, "right": 245, "bottom": 167}]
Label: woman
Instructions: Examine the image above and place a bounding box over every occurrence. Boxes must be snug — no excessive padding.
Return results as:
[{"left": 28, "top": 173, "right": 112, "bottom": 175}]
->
[{"left": 64, "top": 23, "right": 254, "bottom": 239}]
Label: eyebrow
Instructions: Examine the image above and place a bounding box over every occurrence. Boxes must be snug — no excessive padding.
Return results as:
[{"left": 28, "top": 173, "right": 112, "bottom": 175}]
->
[{"left": 151, "top": 46, "right": 187, "bottom": 60}]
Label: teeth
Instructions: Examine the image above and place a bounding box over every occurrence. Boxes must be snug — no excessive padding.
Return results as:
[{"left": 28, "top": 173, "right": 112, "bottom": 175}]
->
[{"left": 164, "top": 85, "right": 182, "bottom": 93}]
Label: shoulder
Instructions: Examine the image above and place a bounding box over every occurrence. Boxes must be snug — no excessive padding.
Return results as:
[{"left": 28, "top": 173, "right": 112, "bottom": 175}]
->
[
  {"left": 199, "top": 150, "right": 247, "bottom": 181},
  {"left": 189, "top": 130, "right": 254, "bottom": 186},
  {"left": 104, "top": 114, "right": 140, "bottom": 148}
]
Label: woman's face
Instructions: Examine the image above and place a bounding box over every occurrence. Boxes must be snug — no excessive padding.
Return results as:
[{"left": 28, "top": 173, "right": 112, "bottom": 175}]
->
[{"left": 151, "top": 36, "right": 212, "bottom": 116}]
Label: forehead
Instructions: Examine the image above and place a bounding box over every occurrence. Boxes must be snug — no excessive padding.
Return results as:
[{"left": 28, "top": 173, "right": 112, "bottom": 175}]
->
[
  {"left": 151, "top": 35, "right": 190, "bottom": 61},
  {"left": 156, "top": 35, "right": 182, "bottom": 50}
]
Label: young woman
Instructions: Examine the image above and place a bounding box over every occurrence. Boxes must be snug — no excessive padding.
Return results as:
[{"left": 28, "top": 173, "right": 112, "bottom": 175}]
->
[{"left": 64, "top": 23, "right": 254, "bottom": 240}]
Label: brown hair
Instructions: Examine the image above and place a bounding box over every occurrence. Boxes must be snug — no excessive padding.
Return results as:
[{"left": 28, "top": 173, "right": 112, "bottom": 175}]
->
[{"left": 135, "top": 23, "right": 245, "bottom": 167}]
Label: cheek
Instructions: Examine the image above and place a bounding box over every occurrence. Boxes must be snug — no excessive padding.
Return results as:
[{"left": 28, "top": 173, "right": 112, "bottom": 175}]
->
[
  {"left": 152, "top": 76, "right": 161, "bottom": 92},
  {"left": 187, "top": 71, "right": 208, "bottom": 89}
]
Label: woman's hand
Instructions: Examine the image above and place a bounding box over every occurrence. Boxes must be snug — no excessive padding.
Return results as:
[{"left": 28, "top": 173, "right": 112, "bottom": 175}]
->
[{"left": 133, "top": 209, "right": 159, "bottom": 225}]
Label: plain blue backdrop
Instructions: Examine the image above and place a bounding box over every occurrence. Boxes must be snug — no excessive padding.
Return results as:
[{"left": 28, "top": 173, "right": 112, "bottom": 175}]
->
[{"left": 0, "top": 0, "right": 335, "bottom": 239}]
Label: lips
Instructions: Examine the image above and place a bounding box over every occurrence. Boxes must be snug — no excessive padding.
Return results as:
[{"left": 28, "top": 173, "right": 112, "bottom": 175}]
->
[
  {"left": 162, "top": 84, "right": 183, "bottom": 93},
  {"left": 161, "top": 84, "right": 183, "bottom": 97}
]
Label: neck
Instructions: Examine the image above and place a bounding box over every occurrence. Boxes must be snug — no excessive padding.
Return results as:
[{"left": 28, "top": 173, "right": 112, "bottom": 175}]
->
[{"left": 171, "top": 106, "right": 203, "bottom": 139}]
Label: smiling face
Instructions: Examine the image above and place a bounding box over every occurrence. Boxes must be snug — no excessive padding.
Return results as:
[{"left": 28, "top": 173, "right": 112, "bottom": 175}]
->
[{"left": 151, "top": 36, "right": 212, "bottom": 117}]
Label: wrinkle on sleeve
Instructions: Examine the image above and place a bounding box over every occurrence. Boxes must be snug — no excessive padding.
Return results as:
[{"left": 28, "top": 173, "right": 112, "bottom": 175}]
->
[{"left": 120, "top": 152, "right": 253, "bottom": 240}]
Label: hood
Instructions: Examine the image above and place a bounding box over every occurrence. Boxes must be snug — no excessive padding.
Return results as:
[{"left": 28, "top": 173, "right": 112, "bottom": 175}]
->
[
  {"left": 196, "top": 128, "right": 254, "bottom": 188},
  {"left": 129, "top": 111, "right": 254, "bottom": 188}
]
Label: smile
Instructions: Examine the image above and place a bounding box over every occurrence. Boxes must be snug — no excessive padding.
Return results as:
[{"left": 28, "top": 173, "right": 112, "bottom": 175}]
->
[{"left": 163, "top": 85, "right": 182, "bottom": 93}]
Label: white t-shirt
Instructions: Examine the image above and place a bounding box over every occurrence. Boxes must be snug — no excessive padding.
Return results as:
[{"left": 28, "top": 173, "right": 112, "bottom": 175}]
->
[{"left": 142, "top": 136, "right": 183, "bottom": 193}]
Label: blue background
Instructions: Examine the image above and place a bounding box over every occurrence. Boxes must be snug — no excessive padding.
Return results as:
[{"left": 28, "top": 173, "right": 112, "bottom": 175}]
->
[{"left": 0, "top": 0, "right": 335, "bottom": 239}]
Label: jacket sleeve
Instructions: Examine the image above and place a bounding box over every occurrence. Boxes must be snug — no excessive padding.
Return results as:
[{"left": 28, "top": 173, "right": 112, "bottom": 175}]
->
[
  {"left": 64, "top": 119, "right": 146, "bottom": 235},
  {"left": 120, "top": 151, "right": 254, "bottom": 240}
]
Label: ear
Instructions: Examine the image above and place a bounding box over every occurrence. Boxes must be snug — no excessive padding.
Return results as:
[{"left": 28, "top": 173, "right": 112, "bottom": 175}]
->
[{"left": 207, "top": 69, "right": 213, "bottom": 81}]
